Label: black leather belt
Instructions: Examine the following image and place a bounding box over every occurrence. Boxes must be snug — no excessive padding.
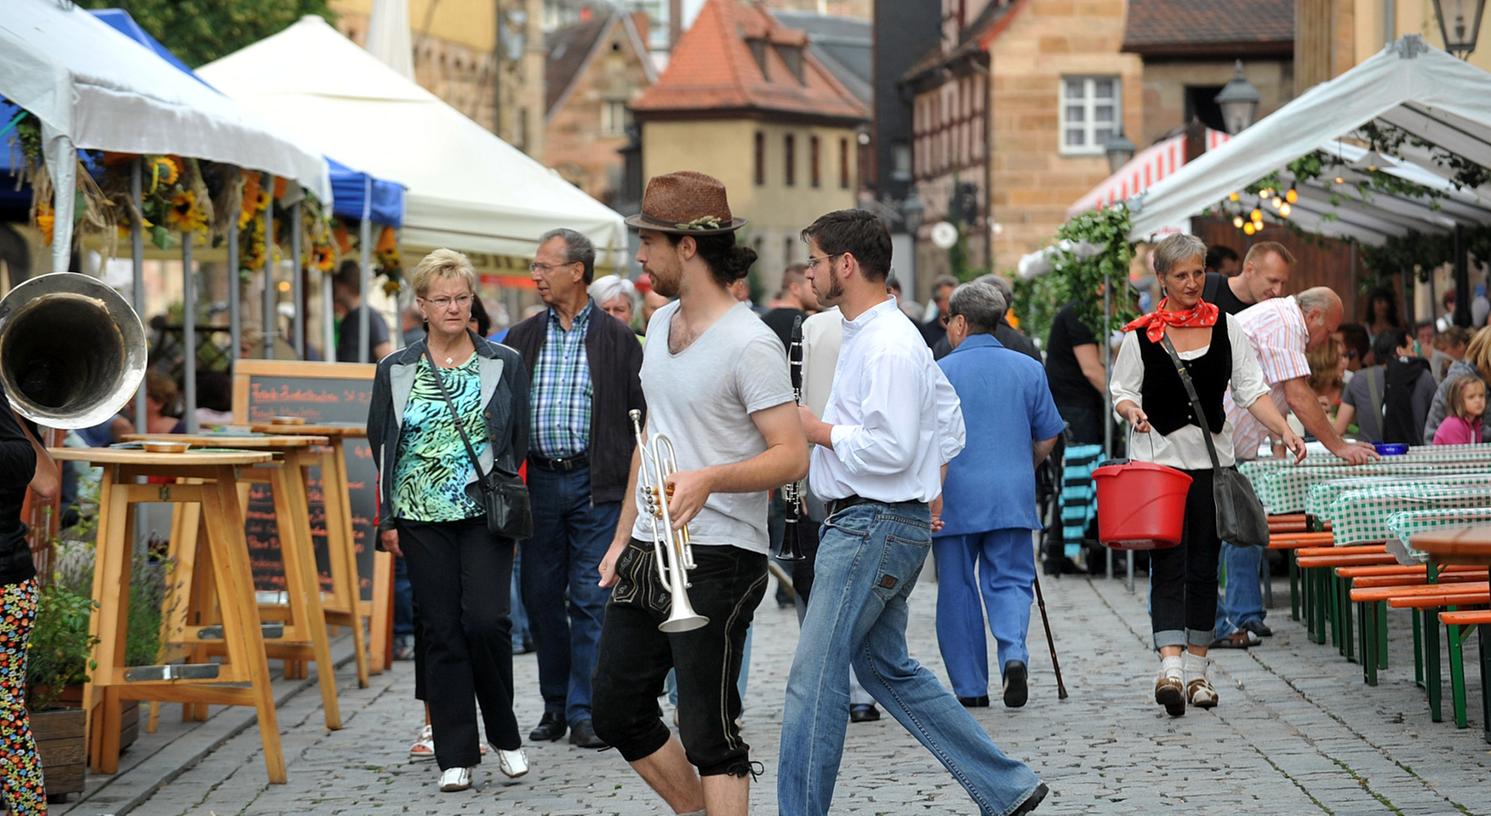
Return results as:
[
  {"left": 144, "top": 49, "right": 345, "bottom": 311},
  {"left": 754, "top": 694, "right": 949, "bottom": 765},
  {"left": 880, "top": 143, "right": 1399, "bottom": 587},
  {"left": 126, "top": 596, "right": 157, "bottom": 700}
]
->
[
  {"left": 827, "top": 495, "right": 875, "bottom": 517},
  {"left": 529, "top": 453, "right": 588, "bottom": 472}
]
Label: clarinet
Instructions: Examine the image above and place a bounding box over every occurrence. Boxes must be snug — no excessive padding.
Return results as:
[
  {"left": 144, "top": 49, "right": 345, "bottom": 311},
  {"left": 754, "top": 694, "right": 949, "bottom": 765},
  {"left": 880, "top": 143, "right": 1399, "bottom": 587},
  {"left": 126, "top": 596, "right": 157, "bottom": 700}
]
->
[{"left": 775, "top": 314, "right": 809, "bottom": 561}]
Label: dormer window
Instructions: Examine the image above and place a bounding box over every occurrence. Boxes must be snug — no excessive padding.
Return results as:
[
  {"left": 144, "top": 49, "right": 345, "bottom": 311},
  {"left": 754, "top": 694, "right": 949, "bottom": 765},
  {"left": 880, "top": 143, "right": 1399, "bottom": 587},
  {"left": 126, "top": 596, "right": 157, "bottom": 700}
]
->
[
  {"left": 777, "top": 44, "right": 804, "bottom": 85},
  {"left": 748, "top": 38, "right": 769, "bottom": 78}
]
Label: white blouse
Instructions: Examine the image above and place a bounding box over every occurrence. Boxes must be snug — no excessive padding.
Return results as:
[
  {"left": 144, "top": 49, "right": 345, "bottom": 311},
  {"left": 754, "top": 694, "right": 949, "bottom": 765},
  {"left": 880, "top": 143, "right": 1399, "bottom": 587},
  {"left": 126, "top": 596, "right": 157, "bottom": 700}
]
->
[{"left": 1109, "top": 314, "right": 1271, "bottom": 470}]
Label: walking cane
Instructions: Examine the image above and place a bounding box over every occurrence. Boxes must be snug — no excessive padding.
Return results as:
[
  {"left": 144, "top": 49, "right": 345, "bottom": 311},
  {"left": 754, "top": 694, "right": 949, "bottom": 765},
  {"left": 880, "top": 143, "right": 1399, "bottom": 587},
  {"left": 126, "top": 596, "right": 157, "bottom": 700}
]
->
[{"left": 1032, "top": 571, "right": 1069, "bottom": 700}]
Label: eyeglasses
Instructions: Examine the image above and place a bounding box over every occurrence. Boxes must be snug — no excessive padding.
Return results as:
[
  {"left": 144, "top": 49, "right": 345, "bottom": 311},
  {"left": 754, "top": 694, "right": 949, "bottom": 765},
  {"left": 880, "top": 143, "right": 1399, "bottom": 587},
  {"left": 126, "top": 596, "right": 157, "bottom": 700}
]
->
[
  {"left": 805, "top": 252, "right": 845, "bottom": 270},
  {"left": 529, "top": 261, "right": 577, "bottom": 275},
  {"left": 421, "top": 294, "right": 473, "bottom": 311}
]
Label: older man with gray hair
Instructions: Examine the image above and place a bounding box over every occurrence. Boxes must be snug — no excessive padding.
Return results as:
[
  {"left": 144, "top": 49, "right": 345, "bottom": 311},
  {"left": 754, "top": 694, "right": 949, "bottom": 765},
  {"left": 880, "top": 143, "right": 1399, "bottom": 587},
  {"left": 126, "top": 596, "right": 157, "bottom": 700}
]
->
[
  {"left": 932, "top": 274, "right": 1041, "bottom": 362},
  {"left": 504, "top": 228, "right": 646, "bottom": 748},
  {"left": 933, "top": 281, "right": 1066, "bottom": 708}
]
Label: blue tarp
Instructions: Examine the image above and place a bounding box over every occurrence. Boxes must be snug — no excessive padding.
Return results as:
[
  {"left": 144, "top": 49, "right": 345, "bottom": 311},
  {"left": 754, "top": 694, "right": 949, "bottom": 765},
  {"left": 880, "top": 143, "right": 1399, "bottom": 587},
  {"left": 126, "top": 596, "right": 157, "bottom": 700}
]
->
[{"left": 34, "top": 8, "right": 406, "bottom": 228}]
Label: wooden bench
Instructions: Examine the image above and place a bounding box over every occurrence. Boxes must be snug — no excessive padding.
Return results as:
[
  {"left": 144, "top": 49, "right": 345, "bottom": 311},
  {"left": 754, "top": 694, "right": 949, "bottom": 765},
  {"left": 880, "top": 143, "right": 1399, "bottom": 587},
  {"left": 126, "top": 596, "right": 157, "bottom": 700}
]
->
[{"left": 1439, "top": 610, "right": 1491, "bottom": 732}]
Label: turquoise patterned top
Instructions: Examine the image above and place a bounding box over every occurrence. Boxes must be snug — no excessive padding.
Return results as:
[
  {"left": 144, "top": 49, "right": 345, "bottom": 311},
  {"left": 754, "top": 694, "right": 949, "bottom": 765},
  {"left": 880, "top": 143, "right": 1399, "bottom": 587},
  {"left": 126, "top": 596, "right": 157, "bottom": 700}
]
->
[{"left": 394, "top": 356, "right": 487, "bottom": 522}]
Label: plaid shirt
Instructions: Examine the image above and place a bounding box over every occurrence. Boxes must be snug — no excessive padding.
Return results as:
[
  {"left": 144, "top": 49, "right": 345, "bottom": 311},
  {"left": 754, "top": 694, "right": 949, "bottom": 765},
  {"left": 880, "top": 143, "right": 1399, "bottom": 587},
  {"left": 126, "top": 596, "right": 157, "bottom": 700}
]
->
[
  {"left": 530, "top": 301, "right": 594, "bottom": 458},
  {"left": 1225, "top": 296, "right": 1311, "bottom": 459}
]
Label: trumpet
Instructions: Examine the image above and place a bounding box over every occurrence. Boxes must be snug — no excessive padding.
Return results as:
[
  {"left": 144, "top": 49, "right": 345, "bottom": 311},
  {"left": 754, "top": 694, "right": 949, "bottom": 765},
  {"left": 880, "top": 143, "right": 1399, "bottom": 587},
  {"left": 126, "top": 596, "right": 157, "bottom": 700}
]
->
[{"left": 629, "top": 409, "right": 708, "bottom": 633}]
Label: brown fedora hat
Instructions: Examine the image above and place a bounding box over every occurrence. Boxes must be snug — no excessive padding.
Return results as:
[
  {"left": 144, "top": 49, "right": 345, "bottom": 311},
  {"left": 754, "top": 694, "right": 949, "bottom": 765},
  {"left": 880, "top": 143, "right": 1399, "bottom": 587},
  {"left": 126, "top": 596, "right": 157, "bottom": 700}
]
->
[{"left": 624, "top": 171, "right": 747, "bottom": 235}]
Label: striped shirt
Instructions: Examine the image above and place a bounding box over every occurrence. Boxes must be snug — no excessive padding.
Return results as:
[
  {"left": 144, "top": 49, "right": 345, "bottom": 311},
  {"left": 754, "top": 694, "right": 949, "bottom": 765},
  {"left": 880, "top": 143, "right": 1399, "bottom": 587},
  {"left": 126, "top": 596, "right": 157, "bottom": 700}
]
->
[
  {"left": 531, "top": 302, "right": 594, "bottom": 458},
  {"left": 1225, "top": 296, "right": 1310, "bottom": 459}
]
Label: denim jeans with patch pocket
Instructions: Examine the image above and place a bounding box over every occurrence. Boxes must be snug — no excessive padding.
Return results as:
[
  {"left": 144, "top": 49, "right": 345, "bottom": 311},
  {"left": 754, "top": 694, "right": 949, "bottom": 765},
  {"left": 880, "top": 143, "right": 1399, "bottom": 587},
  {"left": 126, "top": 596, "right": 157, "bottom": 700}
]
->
[{"left": 779, "top": 501, "right": 1041, "bottom": 816}]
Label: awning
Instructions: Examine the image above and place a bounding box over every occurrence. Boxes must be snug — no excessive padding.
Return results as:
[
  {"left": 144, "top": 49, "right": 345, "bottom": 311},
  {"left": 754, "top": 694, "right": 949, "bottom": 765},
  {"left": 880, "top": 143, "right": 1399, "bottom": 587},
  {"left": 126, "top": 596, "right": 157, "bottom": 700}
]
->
[
  {"left": 1128, "top": 37, "right": 1491, "bottom": 244},
  {"left": 1067, "top": 129, "right": 1230, "bottom": 216},
  {"left": 200, "top": 16, "right": 627, "bottom": 266}
]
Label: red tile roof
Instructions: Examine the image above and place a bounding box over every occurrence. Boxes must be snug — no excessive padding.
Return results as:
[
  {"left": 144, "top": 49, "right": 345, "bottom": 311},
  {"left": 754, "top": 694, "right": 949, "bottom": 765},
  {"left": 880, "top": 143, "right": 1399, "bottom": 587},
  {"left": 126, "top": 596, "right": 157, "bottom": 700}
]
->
[
  {"left": 631, "top": 0, "right": 868, "bottom": 122},
  {"left": 1122, "top": 0, "right": 1294, "bottom": 55}
]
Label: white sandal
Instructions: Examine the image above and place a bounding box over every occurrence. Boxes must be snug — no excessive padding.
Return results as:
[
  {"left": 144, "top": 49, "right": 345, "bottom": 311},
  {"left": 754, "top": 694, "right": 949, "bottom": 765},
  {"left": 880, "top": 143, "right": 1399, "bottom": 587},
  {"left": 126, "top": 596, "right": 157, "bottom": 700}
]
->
[{"left": 409, "top": 724, "right": 435, "bottom": 760}]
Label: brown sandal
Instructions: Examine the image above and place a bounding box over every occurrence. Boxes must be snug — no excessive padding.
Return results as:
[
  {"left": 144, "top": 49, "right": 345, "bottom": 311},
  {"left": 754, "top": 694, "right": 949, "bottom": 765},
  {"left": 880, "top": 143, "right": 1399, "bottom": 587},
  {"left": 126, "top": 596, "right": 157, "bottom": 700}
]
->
[
  {"left": 1154, "top": 674, "right": 1185, "bottom": 717},
  {"left": 1187, "top": 677, "right": 1219, "bottom": 709}
]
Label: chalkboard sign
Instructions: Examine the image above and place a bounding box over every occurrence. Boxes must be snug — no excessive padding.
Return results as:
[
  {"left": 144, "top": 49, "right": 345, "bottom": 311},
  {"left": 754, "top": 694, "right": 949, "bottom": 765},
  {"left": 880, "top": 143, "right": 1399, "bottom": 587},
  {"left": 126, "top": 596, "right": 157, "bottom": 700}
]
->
[{"left": 231, "top": 360, "right": 377, "bottom": 601}]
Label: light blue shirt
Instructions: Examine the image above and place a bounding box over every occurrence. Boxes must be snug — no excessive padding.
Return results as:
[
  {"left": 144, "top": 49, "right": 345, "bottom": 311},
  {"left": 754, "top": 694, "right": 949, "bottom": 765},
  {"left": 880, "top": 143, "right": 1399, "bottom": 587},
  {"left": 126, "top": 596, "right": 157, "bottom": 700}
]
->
[{"left": 935, "top": 334, "right": 1065, "bottom": 536}]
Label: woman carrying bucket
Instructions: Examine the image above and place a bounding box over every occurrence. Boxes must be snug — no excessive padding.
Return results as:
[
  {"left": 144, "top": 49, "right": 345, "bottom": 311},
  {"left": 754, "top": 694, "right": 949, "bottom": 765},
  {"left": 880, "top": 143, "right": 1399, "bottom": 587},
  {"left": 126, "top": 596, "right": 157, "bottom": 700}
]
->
[{"left": 1109, "top": 233, "right": 1304, "bottom": 716}]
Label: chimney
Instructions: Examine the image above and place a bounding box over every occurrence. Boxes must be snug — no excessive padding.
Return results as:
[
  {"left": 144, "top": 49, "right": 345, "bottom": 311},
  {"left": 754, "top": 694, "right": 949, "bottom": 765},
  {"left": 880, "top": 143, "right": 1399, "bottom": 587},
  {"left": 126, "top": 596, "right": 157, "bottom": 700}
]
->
[{"left": 669, "top": 0, "right": 683, "bottom": 49}]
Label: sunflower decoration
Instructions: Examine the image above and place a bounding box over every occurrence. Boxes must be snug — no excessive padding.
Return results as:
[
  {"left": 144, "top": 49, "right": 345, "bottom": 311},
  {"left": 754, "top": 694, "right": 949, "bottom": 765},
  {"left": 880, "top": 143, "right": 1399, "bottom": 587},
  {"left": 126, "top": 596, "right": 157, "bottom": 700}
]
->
[
  {"left": 164, "top": 189, "right": 210, "bottom": 237},
  {"left": 238, "top": 172, "right": 269, "bottom": 231},
  {"left": 374, "top": 225, "right": 403, "bottom": 293},
  {"left": 301, "top": 205, "right": 338, "bottom": 273},
  {"left": 147, "top": 155, "right": 180, "bottom": 191},
  {"left": 33, "top": 199, "right": 54, "bottom": 245}
]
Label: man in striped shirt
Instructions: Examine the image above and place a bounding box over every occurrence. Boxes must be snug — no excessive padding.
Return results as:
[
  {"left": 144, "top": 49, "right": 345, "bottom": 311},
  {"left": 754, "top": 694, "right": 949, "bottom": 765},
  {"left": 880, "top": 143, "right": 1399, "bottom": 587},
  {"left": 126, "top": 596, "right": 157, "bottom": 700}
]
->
[{"left": 1218, "top": 287, "right": 1375, "bottom": 648}]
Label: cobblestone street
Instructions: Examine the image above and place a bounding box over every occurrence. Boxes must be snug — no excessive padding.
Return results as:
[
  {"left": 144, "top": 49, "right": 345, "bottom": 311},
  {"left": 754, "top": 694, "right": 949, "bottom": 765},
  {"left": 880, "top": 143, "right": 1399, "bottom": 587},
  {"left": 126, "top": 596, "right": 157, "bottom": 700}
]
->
[{"left": 63, "top": 562, "right": 1489, "bottom": 816}]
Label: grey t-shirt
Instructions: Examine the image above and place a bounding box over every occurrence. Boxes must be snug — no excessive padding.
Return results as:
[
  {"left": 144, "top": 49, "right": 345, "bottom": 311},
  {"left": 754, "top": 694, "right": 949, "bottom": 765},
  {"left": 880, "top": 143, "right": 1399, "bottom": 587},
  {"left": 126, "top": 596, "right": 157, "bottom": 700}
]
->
[{"left": 631, "top": 300, "right": 794, "bottom": 554}]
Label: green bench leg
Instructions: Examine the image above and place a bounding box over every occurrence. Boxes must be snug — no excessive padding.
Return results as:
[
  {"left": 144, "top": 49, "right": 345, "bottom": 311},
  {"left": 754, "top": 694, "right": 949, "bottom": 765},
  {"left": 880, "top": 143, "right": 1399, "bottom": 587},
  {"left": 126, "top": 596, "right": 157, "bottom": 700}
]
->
[
  {"left": 1377, "top": 601, "right": 1389, "bottom": 671},
  {"left": 1362, "top": 598, "right": 1377, "bottom": 685},
  {"left": 1478, "top": 624, "right": 1491, "bottom": 745},
  {"left": 1426, "top": 606, "right": 1443, "bottom": 723},
  {"left": 1312, "top": 569, "right": 1328, "bottom": 645},
  {"left": 1413, "top": 609, "right": 1424, "bottom": 688},
  {"left": 1342, "top": 578, "right": 1356, "bottom": 663},
  {"left": 1288, "top": 553, "right": 1300, "bottom": 621},
  {"left": 1447, "top": 620, "right": 1468, "bottom": 729}
]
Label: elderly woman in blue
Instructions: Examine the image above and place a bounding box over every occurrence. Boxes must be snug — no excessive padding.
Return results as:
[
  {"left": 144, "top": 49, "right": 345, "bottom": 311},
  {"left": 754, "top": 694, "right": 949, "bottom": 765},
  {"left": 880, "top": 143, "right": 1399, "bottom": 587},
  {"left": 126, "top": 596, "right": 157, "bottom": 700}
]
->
[
  {"left": 368, "top": 249, "right": 531, "bottom": 793},
  {"left": 933, "top": 282, "right": 1066, "bottom": 710}
]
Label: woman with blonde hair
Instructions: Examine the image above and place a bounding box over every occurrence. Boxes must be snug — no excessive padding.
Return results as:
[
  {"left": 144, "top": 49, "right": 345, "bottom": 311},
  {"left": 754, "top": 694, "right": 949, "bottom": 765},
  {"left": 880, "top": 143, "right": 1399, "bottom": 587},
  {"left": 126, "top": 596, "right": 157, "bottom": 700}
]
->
[
  {"left": 1424, "top": 325, "right": 1491, "bottom": 444},
  {"left": 367, "top": 249, "right": 531, "bottom": 792}
]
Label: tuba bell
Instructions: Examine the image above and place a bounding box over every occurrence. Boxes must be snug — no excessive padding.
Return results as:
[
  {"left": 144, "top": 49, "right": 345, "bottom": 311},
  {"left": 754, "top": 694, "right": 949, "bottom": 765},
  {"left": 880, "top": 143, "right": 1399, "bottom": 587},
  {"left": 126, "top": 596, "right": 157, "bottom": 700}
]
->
[
  {"left": 0, "top": 272, "right": 147, "bottom": 429},
  {"left": 629, "top": 409, "right": 708, "bottom": 634}
]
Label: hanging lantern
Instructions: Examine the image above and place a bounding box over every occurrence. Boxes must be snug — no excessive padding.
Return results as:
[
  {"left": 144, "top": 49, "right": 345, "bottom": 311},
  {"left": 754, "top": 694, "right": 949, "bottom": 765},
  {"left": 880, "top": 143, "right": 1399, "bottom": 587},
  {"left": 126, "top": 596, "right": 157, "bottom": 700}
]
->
[
  {"left": 1280, "top": 203, "right": 1292, "bottom": 217},
  {"left": 1285, "top": 184, "right": 1298, "bottom": 204},
  {"left": 1243, "top": 222, "right": 1257, "bottom": 236},
  {"left": 1250, "top": 206, "right": 1264, "bottom": 223},
  {"left": 1233, "top": 215, "right": 1245, "bottom": 229}
]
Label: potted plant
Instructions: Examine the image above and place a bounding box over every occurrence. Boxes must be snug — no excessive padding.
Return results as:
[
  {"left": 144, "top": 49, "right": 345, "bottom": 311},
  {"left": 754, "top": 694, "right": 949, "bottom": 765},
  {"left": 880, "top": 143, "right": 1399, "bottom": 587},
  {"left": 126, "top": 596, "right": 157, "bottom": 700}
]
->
[{"left": 26, "top": 582, "right": 97, "bottom": 802}]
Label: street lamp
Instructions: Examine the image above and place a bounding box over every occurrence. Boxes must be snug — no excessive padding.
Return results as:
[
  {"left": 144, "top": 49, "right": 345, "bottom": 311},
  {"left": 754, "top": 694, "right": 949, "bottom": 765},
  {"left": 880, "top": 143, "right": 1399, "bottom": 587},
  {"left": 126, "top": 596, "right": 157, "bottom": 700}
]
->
[
  {"left": 1104, "top": 131, "right": 1136, "bottom": 174},
  {"left": 900, "top": 190, "right": 925, "bottom": 299},
  {"left": 1214, "top": 60, "right": 1261, "bottom": 135},
  {"left": 1433, "top": 0, "right": 1487, "bottom": 58}
]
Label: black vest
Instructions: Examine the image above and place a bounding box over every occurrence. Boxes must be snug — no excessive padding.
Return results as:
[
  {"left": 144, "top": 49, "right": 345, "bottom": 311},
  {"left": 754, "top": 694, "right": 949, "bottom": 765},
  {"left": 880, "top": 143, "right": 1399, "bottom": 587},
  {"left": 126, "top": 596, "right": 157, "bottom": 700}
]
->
[{"left": 1137, "top": 319, "right": 1231, "bottom": 435}]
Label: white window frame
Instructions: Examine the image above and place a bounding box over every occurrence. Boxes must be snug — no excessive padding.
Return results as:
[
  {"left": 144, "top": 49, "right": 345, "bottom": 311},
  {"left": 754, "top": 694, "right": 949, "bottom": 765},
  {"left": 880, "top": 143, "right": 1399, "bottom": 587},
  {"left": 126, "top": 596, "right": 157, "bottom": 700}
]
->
[
  {"left": 600, "top": 99, "right": 628, "bottom": 137},
  {"left": 1059, "top": 75, "right": 1121, "bottom": 156}
]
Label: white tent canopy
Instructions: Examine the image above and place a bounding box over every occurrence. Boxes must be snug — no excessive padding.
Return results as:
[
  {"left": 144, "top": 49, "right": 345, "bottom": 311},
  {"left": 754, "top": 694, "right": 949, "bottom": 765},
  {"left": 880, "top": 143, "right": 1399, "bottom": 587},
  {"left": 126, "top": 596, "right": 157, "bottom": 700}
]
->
[
  {"left": 0, "top": 0, "right": 332, "bottom": 269},
  {"left": 199, "top": 16, "right": 627, "bottom": 265},
  {"left": 1129, "top": 37, "right": 1491, "bottom": 246}
]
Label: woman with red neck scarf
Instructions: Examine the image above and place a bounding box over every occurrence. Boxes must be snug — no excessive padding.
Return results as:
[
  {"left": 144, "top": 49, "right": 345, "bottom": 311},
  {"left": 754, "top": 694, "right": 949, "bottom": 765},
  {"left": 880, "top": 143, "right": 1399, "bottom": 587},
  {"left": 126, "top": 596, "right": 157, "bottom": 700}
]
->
[{"left": 1109, "top": 233, "right": 1304, "bottom": 717}]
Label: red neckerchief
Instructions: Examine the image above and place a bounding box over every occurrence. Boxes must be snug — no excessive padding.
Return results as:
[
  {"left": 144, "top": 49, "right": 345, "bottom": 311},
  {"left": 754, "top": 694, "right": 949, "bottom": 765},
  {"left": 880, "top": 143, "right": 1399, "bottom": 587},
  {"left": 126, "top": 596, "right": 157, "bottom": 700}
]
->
[{"left": 1122, "top": 297, "right": 1220, "bottom": 344}]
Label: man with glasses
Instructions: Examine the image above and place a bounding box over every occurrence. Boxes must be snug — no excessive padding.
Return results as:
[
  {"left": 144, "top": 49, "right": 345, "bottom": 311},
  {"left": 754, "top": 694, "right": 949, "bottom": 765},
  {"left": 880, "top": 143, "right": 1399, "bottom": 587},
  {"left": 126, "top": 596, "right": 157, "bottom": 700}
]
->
[{"left": 505, "top": 228, "right": 646, "bottom": 750}]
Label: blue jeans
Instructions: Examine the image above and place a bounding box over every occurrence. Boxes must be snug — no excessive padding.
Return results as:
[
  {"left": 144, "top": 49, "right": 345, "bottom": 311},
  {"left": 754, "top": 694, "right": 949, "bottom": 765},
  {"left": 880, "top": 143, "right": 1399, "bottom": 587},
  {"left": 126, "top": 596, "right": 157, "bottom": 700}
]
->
[
  {"left": 779, "top": 502, "right": 1040, "bottom": 816},
  {"left": 932, "top": 529, "right": 1034, "bottom": 698},
  {"left": 1214, "top": 541, "right": 1266, "bottom": 637},
  {"left": 510, "top": 548, "right": 530, "bottom": 646},
  {"left": 520, "top": 464, "right": 620, "bottom": 726},
  {"left": 393, "top": 553, "right": 414, "bottom": 638}
]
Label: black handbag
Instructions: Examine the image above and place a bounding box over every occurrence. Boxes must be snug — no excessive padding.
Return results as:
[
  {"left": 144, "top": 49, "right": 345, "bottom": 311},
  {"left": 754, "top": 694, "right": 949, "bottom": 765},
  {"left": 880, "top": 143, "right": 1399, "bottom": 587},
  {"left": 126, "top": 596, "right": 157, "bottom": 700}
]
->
[
  {"left": 1158, "top": 334, "right": 1270, "bottom": 548},
  {"left": 422, "top": 345, "right": 533, "bottom": 540}
]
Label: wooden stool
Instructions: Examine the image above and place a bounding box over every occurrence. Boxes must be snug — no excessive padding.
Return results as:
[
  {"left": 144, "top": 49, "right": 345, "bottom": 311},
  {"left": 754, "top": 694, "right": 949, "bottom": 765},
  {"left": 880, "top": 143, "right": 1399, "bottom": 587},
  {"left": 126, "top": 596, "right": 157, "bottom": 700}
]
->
[
  {"left": 253, "top": 422, "right": 386, "bottom": 679},
  {"left": 128, "top": 434, "right": 344, "bottom": 730},
  {"left": 50, "top": 447, "right": 287, "bottom": 783}
]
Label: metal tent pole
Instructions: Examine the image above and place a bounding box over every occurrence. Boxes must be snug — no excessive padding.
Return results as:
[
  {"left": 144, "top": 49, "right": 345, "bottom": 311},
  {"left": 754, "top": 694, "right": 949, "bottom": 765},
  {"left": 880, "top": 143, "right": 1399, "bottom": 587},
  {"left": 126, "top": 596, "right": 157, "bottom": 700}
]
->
[
  {"left": 182, "top": 233, "right": 198, "bottom": 433},
  {"left": 359, "top": 177, "right": 373, "bottom": 363},
  {"left": 130, "top": 160, "right": 147, "bottom": 427},
  {"left": 228, "top": 215, "right": 241, "bottom": 362},
  {"left": 291, "top": 201, "right": 304, "bottom": 358},
  {"left": 263, "top": 185, "right": 275, "bottom": 359}
]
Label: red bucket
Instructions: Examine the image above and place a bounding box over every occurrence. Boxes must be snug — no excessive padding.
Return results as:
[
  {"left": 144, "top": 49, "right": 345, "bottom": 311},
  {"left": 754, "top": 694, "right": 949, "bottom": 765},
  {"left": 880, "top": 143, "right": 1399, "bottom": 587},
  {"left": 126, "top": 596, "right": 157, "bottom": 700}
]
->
[{"left": 1093, "top": 460, "right": 1193, "bottom": 550}]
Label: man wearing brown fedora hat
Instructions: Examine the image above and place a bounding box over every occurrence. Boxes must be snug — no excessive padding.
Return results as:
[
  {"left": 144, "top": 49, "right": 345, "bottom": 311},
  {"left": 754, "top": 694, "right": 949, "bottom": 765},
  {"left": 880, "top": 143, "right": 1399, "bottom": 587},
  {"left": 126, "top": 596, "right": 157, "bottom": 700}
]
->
[{"left": 590, "top": 171, "right": 809, "bottom": 815}]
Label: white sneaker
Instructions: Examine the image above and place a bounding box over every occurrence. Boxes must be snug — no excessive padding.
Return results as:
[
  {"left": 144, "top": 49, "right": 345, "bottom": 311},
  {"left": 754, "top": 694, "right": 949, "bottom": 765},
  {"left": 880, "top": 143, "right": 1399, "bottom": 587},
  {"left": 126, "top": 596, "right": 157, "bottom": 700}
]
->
[
  {"left": 409, "top": 724, "right": 435, "bottom": 761},
  {"left": 496, "top": 747, "right": 529, "bottom": 778},
  {"left": 438, "top": 766, "right": 473, "bottom": 792}
]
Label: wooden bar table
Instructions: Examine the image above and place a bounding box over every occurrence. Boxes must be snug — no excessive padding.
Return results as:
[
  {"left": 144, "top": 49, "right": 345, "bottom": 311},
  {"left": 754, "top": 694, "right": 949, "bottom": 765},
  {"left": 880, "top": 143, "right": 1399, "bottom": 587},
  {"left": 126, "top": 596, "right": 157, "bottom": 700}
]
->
[
  {"left": 123, "top": 433, "right": 342, "bottom": 729},
  {"left": 49, "top": 447, "right": 288, "bottom": 783},
  {"left": 251, "top": 421, "right": 387, "bottom": 679},
  {"left": 1413, "top": 524, "right": 1491, "bottom": 743}
]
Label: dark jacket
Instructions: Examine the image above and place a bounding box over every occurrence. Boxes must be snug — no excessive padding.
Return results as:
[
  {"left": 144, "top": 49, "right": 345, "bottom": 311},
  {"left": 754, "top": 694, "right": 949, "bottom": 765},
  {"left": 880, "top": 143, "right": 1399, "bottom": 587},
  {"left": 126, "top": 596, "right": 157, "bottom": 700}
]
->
[
  {"left": 0, "top": 381, "right": 38, "bottom": 585},
  {"left": 367, "top": 332, "right": 530, "bottom": 533},
  {"left": 504, "top": 302, "right": 645, "bottom": 504}
]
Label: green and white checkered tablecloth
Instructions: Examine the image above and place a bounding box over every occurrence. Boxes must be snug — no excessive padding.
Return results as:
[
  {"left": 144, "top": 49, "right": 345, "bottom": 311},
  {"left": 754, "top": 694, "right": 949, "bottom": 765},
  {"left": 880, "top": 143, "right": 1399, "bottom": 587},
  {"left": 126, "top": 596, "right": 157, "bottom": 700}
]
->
[
  {"left": 1240, "top": 444, "right": 1491, "bottom": 483},
  {"left": 1324, "top": 484, "right": 1491, "bottom": 545},
  {"left": 1305, "top": 472, "right": 1491, "bottom": 519},
  {"left": 1254, "top": 460, "right": 1491, "bottom": 515},
  {"left": 1387, "top": 508, "right": 1491, "bottom": 564}
]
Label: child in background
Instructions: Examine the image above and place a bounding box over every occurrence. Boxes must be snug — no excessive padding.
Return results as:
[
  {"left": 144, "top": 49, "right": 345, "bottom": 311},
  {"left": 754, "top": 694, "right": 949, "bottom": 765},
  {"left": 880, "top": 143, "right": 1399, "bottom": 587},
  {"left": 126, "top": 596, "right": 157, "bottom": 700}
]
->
[{"left": 1433, "top": 376, "right": 1486, "bottom": 445}]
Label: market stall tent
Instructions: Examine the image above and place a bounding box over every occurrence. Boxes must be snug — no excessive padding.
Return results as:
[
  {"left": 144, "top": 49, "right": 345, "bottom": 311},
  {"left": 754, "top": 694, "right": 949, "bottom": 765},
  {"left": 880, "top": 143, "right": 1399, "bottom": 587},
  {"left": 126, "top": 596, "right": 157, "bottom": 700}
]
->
[
  {"left": 199, "top": 15, "right": 627, "bottom": 266},
  {"left": 1128, "top": 37, "right": 1491, "bottom": 246},
  {"left": 0, "top": 0, "right": 331, "bottom": 270}
]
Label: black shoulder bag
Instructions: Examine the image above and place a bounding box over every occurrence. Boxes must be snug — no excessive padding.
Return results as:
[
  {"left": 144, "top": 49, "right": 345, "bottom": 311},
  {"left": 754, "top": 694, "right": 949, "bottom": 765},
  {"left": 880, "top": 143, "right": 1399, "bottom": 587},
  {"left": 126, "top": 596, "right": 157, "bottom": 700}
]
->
[
  {"left": 1158, "top": 334, "right": 1270, "bottom": 548},
  {"left": 422, "top": 345, "right": 533, "bottom": 540}
]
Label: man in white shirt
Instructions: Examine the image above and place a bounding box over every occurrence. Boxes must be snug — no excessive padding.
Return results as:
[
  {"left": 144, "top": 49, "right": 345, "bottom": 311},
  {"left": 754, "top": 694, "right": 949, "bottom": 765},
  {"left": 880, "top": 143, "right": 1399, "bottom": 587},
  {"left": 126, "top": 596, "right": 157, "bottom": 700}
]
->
[{"left": 778, "top": 210, "right": 1046, "bottom": 816}]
